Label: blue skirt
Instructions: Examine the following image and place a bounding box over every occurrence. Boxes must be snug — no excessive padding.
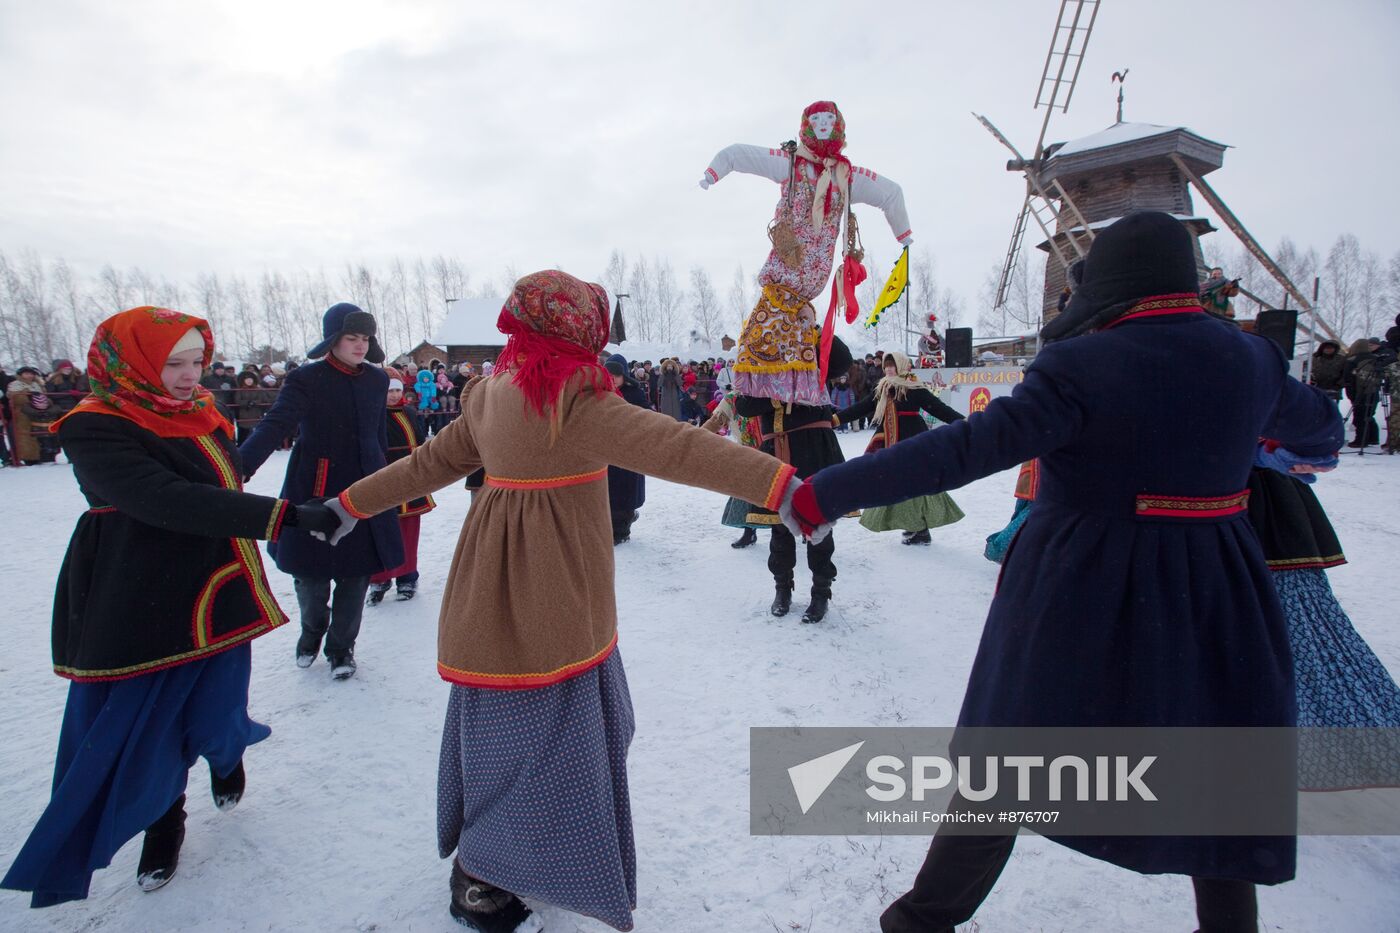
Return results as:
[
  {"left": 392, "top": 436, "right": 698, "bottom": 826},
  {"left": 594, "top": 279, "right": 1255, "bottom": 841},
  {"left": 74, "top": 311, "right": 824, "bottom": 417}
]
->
[
  {"left": 1, "top": 645, "right": 269, "bottom": 908},
  {"left": 983, "top": 498, "right": 1032, "bottom": 564},
  {"left": 1276, "top": 568, "right": 1400, "bottom": 789},
  {"left": 438, "top": 648, "right": 637, "bottom": 930}
]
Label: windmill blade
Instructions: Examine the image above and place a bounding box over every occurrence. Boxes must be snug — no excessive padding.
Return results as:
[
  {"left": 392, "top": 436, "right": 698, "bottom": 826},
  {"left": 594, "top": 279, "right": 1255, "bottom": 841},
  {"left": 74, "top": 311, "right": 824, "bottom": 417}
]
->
[
  {"left": 1032, "top": 0, "right": 1101, "bottom": 159},
  {"left": 994, "top": 197, "right": 1033, "bottom": 310},
  {"left": 973, "top": 112, "right": 1028, "bottom": 165}
]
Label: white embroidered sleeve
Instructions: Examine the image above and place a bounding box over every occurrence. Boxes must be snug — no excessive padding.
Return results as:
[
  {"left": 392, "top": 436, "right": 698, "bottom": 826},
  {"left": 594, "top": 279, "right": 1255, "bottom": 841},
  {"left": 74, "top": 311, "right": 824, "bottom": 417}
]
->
[
  {"left": 702, "top": 144, "right": 790, "bottom": 186},
  {"left": 851, "top": 166, "right": 913, "bottom": 245}
]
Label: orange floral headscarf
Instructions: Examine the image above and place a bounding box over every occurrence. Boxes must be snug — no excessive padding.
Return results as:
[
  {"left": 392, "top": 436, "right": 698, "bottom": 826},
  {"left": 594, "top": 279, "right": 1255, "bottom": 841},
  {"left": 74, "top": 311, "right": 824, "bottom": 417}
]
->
[{"left": 52, "top": 306, "right": 234, "bottom": 439}]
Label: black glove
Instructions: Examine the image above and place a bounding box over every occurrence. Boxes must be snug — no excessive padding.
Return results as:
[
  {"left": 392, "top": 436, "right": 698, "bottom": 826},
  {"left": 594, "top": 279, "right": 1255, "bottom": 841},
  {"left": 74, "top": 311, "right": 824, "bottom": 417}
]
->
[{"left": 292, "top": 501, "right": 342, "bottom": 538}]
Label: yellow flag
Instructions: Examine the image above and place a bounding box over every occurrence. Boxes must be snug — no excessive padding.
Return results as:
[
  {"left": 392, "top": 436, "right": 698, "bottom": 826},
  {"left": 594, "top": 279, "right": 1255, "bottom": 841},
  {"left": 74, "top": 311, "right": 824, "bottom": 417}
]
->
[{"left": 865, "top": 247, "right": 908, "bottom": 329}]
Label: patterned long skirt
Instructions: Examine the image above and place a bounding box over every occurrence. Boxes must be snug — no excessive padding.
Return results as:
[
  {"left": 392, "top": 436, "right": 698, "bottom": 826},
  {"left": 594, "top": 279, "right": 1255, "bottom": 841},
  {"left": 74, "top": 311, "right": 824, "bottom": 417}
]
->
[
  {"left": 438, "top": 648, "right": 638, "bottom": 930},
  {"left": 1276, "top": 568, "right": 1400, "bottom": 789},
  {"left": 2, "top": 645, "right": 267, "bottom": 907}
]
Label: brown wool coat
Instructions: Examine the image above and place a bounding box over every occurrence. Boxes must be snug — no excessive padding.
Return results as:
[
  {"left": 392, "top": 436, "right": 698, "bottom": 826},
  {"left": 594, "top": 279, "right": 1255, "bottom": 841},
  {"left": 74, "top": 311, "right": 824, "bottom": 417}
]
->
[{"left": 340, "top": 373, "right": 795, "bottom": 689}]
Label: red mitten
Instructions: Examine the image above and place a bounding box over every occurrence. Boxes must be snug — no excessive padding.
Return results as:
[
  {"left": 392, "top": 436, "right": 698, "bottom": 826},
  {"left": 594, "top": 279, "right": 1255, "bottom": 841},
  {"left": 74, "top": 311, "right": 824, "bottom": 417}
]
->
[{"left": 790, "top": 480, "right": 828, "bottom": 538}]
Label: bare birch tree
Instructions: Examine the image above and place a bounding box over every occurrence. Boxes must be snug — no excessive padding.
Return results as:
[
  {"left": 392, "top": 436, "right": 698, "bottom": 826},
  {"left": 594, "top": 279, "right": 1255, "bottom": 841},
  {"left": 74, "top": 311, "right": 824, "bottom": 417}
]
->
[{"left": 689, "top": 266, "right": 722, "bottom": 340}]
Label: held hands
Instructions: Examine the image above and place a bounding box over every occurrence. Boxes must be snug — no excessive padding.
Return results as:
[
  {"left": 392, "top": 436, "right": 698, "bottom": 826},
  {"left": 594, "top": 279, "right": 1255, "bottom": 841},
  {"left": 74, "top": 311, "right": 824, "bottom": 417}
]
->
[
  {"left": 297, "top": 497, "right": 359, "bottom": 545},
  {"left": 1253, "top": 442, "right": 1339, "bottom": 485},
  {"left": 778, "top": 478, "right": 833, "bottom": 544}
]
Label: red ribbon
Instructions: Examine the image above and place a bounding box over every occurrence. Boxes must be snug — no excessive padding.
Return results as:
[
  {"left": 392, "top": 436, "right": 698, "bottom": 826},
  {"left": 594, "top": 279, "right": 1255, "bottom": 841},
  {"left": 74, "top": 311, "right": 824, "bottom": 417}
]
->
[{"left": 819, "top": 256, "right": 866, "bottom": 384}]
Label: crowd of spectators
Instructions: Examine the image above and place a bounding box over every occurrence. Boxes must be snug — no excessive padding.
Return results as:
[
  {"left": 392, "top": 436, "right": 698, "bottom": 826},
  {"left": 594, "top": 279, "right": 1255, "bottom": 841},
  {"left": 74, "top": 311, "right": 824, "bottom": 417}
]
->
[{"left": 11, "top": 321, "right": 1395, "bottom": 465}]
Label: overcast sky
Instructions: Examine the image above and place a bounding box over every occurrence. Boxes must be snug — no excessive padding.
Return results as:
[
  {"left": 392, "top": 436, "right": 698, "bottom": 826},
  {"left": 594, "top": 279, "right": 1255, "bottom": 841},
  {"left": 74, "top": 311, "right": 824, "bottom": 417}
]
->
[{"left": 3, "top": 0, "right": 1398, "bottom": 327}]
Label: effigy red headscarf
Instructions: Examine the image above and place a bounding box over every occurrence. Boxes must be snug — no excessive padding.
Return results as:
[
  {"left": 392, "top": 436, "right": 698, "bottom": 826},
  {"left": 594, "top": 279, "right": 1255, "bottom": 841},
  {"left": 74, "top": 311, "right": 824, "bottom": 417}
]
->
[
  {"left": 493, "top": 270, "right": 614, "bottom": 420},
  {"left": 796, "top": 101, "right": 853, "bottom": 227},
  {"left": 51, "top": 306, "right": 234, "bottom": 439},
  {"left": 798, "top": 101, "right": 866, "bottom": 383}
]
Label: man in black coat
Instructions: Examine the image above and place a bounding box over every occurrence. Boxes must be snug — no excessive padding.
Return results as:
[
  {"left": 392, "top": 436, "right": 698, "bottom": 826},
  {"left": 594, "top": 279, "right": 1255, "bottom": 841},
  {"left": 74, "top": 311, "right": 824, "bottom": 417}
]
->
[
  {"left": 1308, "top": 340, "right": 1346, "bottom": 400},
  {"left": 199, "top": 363, "right": 235, "bottom": 408},
  {"left": 734, "top": 336, "right": 851, "bottom": 623},
  {"left": 1342, "top": 338, "right": 1396, "bottom": 448},
  {"left": 239, "top": 304, "right": 403, "bottom": 680}
]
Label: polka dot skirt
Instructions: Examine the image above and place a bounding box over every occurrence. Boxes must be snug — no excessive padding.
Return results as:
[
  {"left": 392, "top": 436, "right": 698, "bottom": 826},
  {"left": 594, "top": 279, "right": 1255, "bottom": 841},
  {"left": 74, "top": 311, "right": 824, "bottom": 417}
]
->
[
  {"left": 1279, "top": 569, "right": 1400, "bottom": 790},
  {"left": 437, "top": 648, "right": 638, "bottom": 930}
]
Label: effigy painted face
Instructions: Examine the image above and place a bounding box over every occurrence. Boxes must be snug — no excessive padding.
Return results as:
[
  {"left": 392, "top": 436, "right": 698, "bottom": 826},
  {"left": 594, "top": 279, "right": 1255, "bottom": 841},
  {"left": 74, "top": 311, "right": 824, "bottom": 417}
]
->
[{"left": 808, "top": 111, "right": 837, "bottom": 140}]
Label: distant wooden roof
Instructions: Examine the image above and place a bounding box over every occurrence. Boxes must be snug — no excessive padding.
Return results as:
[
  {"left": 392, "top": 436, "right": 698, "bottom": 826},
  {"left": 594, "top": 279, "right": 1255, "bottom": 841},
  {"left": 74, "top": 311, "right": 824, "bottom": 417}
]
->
[
  {"left": 1039, "top": 122, "right": 1228, "bottom": 184},
  {"left": 433, "top": 297, "right": 507, "bottom": 346}
]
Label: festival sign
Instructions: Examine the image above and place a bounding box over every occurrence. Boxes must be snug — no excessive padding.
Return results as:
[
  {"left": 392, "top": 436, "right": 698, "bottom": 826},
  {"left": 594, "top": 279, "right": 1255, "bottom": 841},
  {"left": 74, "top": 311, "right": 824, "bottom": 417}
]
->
[{"left": 916, "top": 366, "right": 1025, "bottom": 418}]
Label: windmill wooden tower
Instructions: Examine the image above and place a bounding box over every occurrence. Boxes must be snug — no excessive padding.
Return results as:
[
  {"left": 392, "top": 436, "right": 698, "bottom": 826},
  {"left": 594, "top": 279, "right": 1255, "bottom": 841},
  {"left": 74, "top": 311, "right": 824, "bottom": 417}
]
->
[{"left": 978, "top": 0, "right": 1337, "bottom": 346}]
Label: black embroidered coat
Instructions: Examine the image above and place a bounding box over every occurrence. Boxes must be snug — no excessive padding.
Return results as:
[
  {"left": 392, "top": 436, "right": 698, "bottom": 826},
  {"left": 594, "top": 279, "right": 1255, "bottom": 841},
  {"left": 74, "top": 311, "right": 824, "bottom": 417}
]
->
[
  {"left": 834, "top": 384, "right": 964, "bottom": 452},
  {"left": 53, "top": 413, "right": 291, "bottom": 682}
]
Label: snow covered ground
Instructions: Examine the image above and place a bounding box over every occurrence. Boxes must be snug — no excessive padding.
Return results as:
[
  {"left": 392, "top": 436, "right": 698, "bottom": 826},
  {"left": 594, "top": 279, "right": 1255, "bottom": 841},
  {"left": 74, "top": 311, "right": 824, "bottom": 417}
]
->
[{"left": 2, "top": 433, "right": 1398, "bottom": 933}]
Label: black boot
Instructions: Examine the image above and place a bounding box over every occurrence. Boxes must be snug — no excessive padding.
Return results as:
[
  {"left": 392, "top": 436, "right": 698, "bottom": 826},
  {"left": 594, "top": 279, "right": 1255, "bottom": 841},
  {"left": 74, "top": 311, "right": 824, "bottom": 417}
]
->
[
  {"left": 137, "top": 795, "right": 187, "bottom": 892},
  {"left": 902, "top": 528, "right": 931, "bottom": 546},
  {"left": 449, "top": 859, "right": 534, "bottom": 932},
  {"left": 211, "top": 759, "right": 245, "bottom": 812},
  {"left": 771, "top": 585, "right": 793, "bottom": 617},
  {"left": 802, "top": 593, "right": 830, "bottom": 623},
  {"left": 803, "top": 578, "right": 833, "bottom": 623},
  {"left": 366, "top": 582, "right": 390, "bottom": 606},
  {"left": 732, "top": 527, "right": 758, "bottom": 549}
]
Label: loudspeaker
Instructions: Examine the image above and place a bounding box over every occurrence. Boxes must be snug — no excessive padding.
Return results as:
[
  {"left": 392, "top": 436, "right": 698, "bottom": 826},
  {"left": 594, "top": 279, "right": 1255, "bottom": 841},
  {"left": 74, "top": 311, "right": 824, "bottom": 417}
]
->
[
  {"left": 1254, "top": 309, "right": 1298, "bottom": 359},
  {"left": 945, "top": 327, "right": 973, "bottom": 368}
]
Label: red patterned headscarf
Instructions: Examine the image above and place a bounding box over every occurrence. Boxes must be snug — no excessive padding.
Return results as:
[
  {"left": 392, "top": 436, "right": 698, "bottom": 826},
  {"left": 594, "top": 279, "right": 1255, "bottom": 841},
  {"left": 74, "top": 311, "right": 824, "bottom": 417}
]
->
[
  {"left": 799, "top": 101, "right": 847, "bottom": 160},
  {"left": 52, "top": 306, "right": 234, "bottom": 439},
  {"left": 494, "top": 270, "right": 613, "bottom": 419}
]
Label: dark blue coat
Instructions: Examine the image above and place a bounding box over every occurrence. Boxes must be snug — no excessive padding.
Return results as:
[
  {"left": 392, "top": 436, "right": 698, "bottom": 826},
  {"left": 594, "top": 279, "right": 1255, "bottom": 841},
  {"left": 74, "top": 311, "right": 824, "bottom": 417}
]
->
[
  {"left": 606, "top": 360, "right": 649, "bottom": 514},
  {"left": 239, "top": 359, "right": 403, "bottom": 578},
  {"left": 809, "top": 311, "right": 1343, "bottom": 883}
]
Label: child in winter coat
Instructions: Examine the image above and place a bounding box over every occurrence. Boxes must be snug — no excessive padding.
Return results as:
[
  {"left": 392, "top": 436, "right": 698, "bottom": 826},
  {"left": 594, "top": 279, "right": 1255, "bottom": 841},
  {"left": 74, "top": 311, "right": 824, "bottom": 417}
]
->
[{"left": 366, "top": 378, "right": 436, "bottom": 604}]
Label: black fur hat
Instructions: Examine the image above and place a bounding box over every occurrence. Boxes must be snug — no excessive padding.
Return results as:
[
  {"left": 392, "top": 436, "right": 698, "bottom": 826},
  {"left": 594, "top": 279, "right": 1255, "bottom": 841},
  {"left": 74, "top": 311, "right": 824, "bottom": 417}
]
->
[{"left": 1041, "top": 212, "right": 1200, "bottom": 343}]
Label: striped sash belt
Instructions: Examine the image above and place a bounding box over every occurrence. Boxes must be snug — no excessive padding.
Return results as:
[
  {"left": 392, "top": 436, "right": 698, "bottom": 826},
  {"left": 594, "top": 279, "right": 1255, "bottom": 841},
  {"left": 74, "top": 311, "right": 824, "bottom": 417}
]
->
[
  {"left": 1134, "top": 490, "right": 1250, "bottom": 520},
  {"left": 484, "top": 468, "right": 608, "bottom": 490}
]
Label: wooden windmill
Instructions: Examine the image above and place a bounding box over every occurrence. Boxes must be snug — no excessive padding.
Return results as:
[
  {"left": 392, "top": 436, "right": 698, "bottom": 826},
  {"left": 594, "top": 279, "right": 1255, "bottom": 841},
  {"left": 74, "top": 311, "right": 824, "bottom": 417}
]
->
[
  {"left": 975, "top": 0, "right": 1101, "bottom": 319},
  {"left": 978, "top": 0, "right": 1338, "bottom": 348}
]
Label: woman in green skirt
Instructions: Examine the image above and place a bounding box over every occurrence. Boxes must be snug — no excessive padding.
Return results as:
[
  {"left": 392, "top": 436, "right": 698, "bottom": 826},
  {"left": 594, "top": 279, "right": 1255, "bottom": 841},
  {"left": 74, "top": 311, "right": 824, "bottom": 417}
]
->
[{"left": 832, "top": 352, "right": 965, "bottom": 544}]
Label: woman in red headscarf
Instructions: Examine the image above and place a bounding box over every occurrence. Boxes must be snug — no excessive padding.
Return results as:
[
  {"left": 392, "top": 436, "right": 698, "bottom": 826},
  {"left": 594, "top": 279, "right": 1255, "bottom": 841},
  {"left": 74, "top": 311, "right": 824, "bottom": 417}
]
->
[
  {"left": 331, "top": 270, "right": 801, "bottom": 932},
  {"left": 2, "top": 307, "right": 342, "bottom": 908}
]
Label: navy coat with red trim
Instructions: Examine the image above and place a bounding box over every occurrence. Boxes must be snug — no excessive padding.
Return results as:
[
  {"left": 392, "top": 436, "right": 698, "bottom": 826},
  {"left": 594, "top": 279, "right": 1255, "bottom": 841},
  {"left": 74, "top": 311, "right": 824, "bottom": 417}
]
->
[
  {"left": 239, "top": 358, "right": 403, "bottom": 578},
  {"left": 807, "top": 309, "right": 1343, "bottom": 884},
  {"left": 53, "top": 413, "right": 292, "bottom": 681}
]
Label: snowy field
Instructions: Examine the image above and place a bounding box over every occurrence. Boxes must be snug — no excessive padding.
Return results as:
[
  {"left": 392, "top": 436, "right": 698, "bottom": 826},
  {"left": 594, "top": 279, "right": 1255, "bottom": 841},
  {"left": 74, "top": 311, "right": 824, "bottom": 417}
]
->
[{"left": 2, "top": 432, "right": 1398, "bottom": 933}]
